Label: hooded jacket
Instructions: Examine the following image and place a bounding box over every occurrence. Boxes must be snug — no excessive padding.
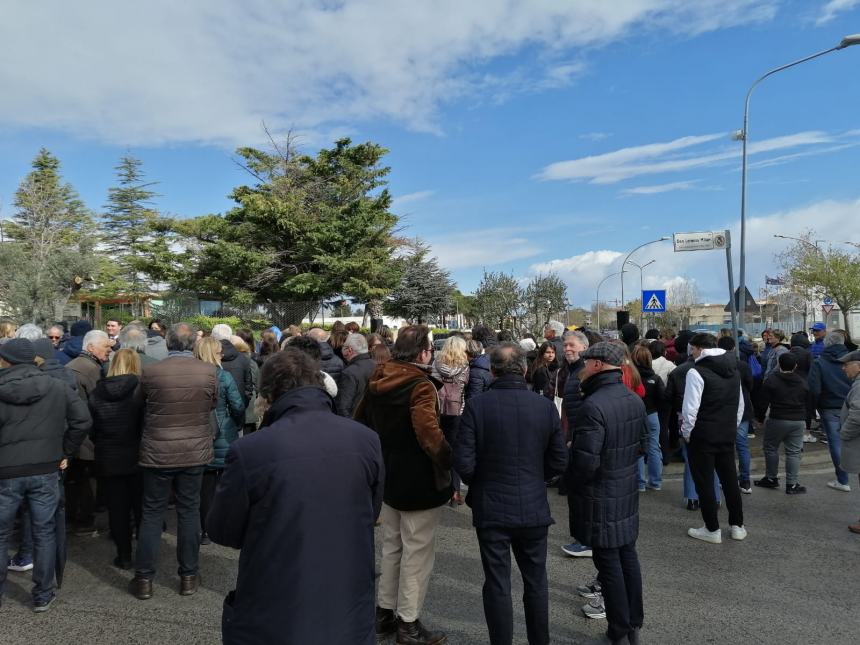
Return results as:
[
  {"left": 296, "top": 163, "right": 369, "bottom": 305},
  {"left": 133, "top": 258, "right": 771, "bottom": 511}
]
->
[
  {"left": 0, "top": 364, "right": 91, "bottom": 479},
  {"left": 566, "top": 369, "right": 647, "bottom": 548},
  {"left": 336, "top": 353, "right": 376, "bottom": 418},
  {"left": 682, "top": 349, "right": 743, "bottom": 450},
  {"left": 762, "top": 370, "right": 808, "bottom": 421},
  {"left": 354, "top": 360, "right": 451, "bottom": 511},
  {"left": 431, "top": 359, "right": 469, "bottom": 417},
  {"left": 89, "top": 374, "right": 144, "bottom": 476},
  {"left": 145, "top": 333, "right": 168, "bottom": 361},
  {"left": 67, "top": 352, "right": 104, "bottom": 460},
  {"left": 808, "top": 343, "right": 851, "bottom": 410},
  {"left": 220, "top": 339, "right": 254, "bottom": 406},
  {"left": 317, "top": 340, "right": 344, "bottom": 387},
  {"left": 465, "top": 353, "right": 492, "bottom": 400},
  {"left": 56, "top": 335, "right": 85, "bottom": 366}
]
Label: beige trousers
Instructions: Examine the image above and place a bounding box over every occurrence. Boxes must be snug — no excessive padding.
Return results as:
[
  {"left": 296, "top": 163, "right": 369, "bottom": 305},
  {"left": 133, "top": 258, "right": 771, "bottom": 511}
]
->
[{"left": 377, "top": 502, "right": 444, "bottom": 622}]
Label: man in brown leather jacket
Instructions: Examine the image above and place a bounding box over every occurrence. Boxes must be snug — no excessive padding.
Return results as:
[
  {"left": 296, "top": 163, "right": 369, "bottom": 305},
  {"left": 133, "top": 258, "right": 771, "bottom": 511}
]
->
[
  {"left": 355, "top": 325, "right": 451, "bottom": 645},
  {"left": 129, "top": 323, "right": 217, "bottom": 601}
]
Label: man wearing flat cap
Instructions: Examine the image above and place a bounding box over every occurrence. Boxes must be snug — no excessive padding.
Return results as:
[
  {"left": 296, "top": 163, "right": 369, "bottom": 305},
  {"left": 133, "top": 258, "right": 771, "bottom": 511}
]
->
[
  {"left": 838, "top": 350, "right": 860, "bottom": 533},
  {"left": 566, "top": 341, "right": 648, "bottom": 644},
  {"left": 0, "top": 338, "right": 91, "bottom": 612}
]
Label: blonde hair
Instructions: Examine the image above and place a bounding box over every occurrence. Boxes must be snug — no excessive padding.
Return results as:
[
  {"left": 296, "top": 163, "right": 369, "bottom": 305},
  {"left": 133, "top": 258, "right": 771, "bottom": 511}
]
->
[
  {"left": 108, "top": 348, "right": 142, "bottom": 377},
  {"left": 437, "top": 336, "right": 469, "bottom": 369},
  {"left": 0, "top": 321, "right": 17, "bottom": 339},
  {"left": 194, "top": 336, "right": 222, "bottom": 366},
  {"left": 230, "top": 335, "right": 250, "bottom": 354}
]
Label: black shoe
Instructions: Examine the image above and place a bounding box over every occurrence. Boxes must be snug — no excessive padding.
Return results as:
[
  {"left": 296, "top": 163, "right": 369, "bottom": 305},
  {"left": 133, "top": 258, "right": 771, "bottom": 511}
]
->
[
  {"left": 396, "top": 618, "right": 447, "bottom": 645},
  {"left": 32, "top": 594, "right": 56, "bottom": 613},
  {"left": 179, "top": 574, "right": 199, "bottom": 596},
  {"left": 113, "top": 556, "right": 133, "bottom": 570},
  {"left": 200, "top": 533, "right": 211, "bottom": 546},
  {"left": 686, "top": 499, "right": 699, "bottom": 511},
  {"left": 376, "top": 606, "right": 397, "bottom": 637},
  {"left": 129, "top": 577, "right": 153, "bottom": 600},
  {"left": 73, "top": 524, "right": 97, "bottom": 537},
  {"left": 754, "top": 476, "right": 779, "bottom": 489},
  {"left": 786, "top": 483, "right": 807, "bottom": 495}
]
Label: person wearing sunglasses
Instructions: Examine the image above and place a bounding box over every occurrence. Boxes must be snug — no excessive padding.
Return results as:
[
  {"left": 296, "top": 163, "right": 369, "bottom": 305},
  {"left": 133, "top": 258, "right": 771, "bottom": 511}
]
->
[{"left": 47, "top": 326, "right": 65, "bottom": 349}]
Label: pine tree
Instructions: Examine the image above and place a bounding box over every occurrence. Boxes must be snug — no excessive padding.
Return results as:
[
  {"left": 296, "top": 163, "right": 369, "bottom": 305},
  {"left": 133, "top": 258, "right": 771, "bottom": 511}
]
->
[
  {"left": 1, "top": 149, "right": 97, "bottom": 322},
  {"left": 385, "top": 241, "right": 454, "bottom": 323},
  {"left": 102, "top": 155, "right": 160, "bottom": 313}
]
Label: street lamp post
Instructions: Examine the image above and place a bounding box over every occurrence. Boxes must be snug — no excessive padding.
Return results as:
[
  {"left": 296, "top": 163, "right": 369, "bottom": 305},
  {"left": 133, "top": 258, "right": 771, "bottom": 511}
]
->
[
  {"left": 620, "top": 238, "right": 670, "bottom": 308},
  {"left": 627, "top": 259, "right": 656, "bottom": 329},
  {"left": 736, "top": 34, "right": 860, "bottom": 328},
  {"left": 596, "top": 271, "right": 622, "bottom": 332}
]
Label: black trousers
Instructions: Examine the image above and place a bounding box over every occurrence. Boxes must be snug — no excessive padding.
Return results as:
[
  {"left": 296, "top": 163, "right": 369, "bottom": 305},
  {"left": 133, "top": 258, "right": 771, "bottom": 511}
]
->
[
  {"left": 689, "top": 445, "right": 743, "bottom": 531},
  {"left": 592, "top": 543, "right": 644, "bottom": 643},
  {"left": 65, "top": 459, "right": 96, "bottom": 527},
  {"left": 199, "top": 469, "right": 222, "bottom": 533},
  {"left": 104, "top": 472, "right": 143, "bottom": 561},
  {"left": 476, "top": 525, "right": 549, "bottom": 645}
]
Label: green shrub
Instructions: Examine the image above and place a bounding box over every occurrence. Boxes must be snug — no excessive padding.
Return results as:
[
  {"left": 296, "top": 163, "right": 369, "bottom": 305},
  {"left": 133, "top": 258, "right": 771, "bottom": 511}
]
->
[{"left": 186, "top": 315, "right": 243, "bottom": 333}]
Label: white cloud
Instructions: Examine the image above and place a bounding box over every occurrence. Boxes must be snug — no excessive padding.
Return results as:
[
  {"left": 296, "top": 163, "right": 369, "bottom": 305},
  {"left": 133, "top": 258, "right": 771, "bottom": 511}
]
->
[
  {"left": 391, "top": 190, "right": 435, "bottom": 210},
  {"left": 429, "top": 227, "right": 544, "bottom": 270},
  {"left": 620, "top": 180, "right": 700, "bottom": 195},
  {"left": 816, "top": 0, "right": 860, "bottom": 25},
  {"left": 537, "top": 130, "right": 859, "bottom": 184},
  {"left": 0, "top": 1, "right": 778, "bottom": 146},
  {"left": 515, "top": 197, "right": 860, "bottom": 307}
]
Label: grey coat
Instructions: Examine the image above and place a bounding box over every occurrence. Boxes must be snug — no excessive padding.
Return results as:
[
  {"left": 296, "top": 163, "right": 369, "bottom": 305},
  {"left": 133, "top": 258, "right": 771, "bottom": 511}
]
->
[{"left": 839, "top": 378, "right": 860, "bottom": 474}]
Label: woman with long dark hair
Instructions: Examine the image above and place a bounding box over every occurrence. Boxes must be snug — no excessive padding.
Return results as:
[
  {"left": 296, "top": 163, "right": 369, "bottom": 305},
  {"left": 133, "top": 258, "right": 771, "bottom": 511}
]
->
[{"left": 530, "top": 341, "right": 560, "bottom": 397}]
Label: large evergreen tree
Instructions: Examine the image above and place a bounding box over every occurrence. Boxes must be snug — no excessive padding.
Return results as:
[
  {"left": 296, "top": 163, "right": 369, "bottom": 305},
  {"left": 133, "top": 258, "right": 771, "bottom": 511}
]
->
[
  {"left": 176, "top": 138, "right": 402, "bottom": 305},
  {"left": 101, "top": 155, "right": 160, "bottom": 310},
  {"left": 0, "top": 149, "right": 97, "bottom": 322},
  {"left": 385, "top": 241, "right": 454, "bottom": 324}
]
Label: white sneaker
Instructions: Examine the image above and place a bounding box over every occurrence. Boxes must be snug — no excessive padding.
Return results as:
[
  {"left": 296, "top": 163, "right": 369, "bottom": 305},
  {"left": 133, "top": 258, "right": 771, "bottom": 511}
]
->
[
  {"left": 730, "top": 525, "right": 747, "bottom": 541},
  {"left": 803, "top": 433, "right": 818, "bottom": 443},
  {"left": 687, "top": 526, "right": 722, "bottom": 544},
  {"left": 827, "top": 480, "right": 851, "bottom": 492}
]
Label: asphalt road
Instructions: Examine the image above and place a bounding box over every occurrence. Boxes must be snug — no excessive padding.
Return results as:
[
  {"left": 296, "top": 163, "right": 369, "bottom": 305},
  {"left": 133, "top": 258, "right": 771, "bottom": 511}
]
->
[{"left": 2, "top": 441, "right": 859, "bottom": 644}]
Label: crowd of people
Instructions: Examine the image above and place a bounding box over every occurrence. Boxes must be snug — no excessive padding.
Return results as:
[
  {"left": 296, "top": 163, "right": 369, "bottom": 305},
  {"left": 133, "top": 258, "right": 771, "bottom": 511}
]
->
[{"left": 1, "top": 315, "right": 859, "bottom": 644}]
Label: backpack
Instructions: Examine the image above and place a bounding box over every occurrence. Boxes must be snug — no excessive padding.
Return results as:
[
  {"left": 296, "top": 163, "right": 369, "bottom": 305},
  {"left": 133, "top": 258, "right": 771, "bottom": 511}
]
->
[
  {"left": 439, "top": 378, "right": 465, "bottom": 417},
  {"left": 748, "top": 353, "right": 763, "bottom": 380}
]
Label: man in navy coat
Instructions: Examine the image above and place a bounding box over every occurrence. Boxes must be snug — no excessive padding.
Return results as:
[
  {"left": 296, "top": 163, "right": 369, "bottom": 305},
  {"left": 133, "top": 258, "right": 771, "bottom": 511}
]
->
[
  {"left": 207, "top": 348, "right": 384, "bottom": 645},
  {"left": 455, "top": 342, "right": 568, "bottom": 645}
]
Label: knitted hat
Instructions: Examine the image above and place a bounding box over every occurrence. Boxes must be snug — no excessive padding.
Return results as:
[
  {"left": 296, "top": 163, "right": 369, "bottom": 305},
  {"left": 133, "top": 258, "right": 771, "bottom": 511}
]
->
[
  {"left": 32, "top": 338, "right": 56, "bottom": 361},
  {"left": 0, "top": 338, "right": 36, "bottom": 365},
  {"left": 70, "top": 320, "right": 93, "bottom": 337}
]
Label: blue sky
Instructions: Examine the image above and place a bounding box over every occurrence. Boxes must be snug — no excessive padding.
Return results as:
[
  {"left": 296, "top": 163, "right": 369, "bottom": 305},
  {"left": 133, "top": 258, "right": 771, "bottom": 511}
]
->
[{"left": 1, "top": 0, "right": 859, "bottom": 309}]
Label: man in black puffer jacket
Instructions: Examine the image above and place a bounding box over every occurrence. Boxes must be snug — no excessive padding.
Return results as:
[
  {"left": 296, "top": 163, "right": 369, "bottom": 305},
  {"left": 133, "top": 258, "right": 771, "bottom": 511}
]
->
[
  {"left": 566, "top": 342, "right": 647, "bottom": 645},
  {"left": 220, "top": 339, "right": 254, "bottom": 406},
  {"left": 307, "top": 328, "right": 344, "bottom": 387},
  {"left": 0, "top": 339, "right": 91, "bottom": 611},
  {"left": 455, "top": 343, "right": 567, "bottom": 645}
]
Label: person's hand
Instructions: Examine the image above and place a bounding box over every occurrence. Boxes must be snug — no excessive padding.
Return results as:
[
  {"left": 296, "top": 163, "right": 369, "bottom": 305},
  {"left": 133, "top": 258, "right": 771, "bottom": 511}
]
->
[{"left": 59, "top": 458, "right": 68, "bottom": 471}]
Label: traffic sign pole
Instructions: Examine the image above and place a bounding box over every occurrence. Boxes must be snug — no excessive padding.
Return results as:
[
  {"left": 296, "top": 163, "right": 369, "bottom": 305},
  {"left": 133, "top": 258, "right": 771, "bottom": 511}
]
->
[{"left": 724, "top": 229, "right": 739, "bottom": 357}]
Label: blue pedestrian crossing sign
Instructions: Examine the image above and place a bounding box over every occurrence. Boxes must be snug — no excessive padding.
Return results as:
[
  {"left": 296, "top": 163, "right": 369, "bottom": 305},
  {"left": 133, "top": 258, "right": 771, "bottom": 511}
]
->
[{"left": 642, "top": 290, "right": 666, "bottom": 313}]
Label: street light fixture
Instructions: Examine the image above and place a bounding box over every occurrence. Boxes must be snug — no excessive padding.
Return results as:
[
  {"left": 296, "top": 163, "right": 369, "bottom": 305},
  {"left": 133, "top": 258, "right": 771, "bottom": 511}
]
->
[
  {"left": 620, "top": 237, "right": 670, "bottom": 308},
  {"left": 736, "top": 35, "right": 860, "bottom": 328},
  {"left": 595, "top": 271, "right": 622, "bottom": 331}
]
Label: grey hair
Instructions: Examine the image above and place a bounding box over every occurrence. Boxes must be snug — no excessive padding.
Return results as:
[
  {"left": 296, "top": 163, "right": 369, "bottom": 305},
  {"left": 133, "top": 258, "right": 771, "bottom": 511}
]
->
[
  {"left": 211, "top": 323, "right": 233, "bottom": 341},
  {"left": 563, "top": 330, "right": 589, "bottom": 348},
  {"left": 545, "top": 320, "right": 565, "bottom": 337},
  {"left": 824, "top": 331, "right": 846, "bottom": 347},
  {"left": 489, "top": 341, "right": 527, "bottom": 376},
  {"left": 166, "top": 323, "right": 197, "bottom": 352},
  {"left": 15, "top": 323, "right": 45, "bottom": 341},
  {"left": 343, "top": 332, "right": 368, "bottom": 354},
  {"left": 306, "top": 327, "right": 329, "bottom": 342},
  {"left": 82, "top": 329, "right": 109, "bottom": 349},
  {"left": 119, "top": 325, "right": 148, "bottom": 352}
]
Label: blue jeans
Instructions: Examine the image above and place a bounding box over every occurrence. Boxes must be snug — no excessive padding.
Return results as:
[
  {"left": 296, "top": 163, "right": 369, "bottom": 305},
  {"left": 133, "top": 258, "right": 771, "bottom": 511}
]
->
[
  {"left": 134, "top": 467, "right": 204, "bottom": 579},
  {"left": 682, "top": 443, "right": 719, "bottom": 501},
  {"left": 638, "top": 413, "right": 663, "bottom": 489},
  {"left": 736, "top": 421, "right": 751, "bottom": 483},
  {"left": 819, "top": 409, "right": 849, "bottom": 485},
  {"left": 0, "top": 473, "right": 60, "bottom": 603}
]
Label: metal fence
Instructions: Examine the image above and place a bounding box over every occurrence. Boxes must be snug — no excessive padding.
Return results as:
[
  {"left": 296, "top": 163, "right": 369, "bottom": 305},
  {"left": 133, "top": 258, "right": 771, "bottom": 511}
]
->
[{"left": 149, "top": 298, "right": 322, "bottom": 330}]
